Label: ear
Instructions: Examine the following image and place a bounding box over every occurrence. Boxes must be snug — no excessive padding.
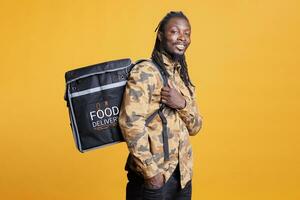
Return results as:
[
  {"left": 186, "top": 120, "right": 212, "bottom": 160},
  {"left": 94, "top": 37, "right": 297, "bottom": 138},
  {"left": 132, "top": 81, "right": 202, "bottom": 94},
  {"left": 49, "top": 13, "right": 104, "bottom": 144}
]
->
[{"left": 158, "top": 32, "right": 163, "bottom": 42}]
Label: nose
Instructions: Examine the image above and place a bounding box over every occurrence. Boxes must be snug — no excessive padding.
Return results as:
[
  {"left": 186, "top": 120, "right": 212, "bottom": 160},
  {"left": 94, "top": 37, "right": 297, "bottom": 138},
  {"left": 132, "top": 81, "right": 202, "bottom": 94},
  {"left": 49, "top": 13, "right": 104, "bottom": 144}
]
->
[{"left": 177, "top": 32, "right": 186, "bottom": 42}]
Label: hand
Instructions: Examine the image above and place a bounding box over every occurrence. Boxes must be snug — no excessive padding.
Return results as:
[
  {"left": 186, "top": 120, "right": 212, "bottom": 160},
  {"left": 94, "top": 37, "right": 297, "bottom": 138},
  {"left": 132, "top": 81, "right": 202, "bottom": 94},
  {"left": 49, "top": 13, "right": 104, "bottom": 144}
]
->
[
  {"left": 144, "top": 173, "right": 165, "bottom": 189},
  {"left": 161, "top": 80, "right": 186, "bottom": 109}
]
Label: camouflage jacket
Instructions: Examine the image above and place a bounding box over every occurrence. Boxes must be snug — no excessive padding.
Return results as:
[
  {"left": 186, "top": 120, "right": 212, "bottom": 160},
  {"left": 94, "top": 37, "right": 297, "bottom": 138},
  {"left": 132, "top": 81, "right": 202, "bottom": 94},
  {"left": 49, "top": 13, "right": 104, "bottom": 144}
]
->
[{"left": 119, "top": 53, "right": 203, "bottom": 189}]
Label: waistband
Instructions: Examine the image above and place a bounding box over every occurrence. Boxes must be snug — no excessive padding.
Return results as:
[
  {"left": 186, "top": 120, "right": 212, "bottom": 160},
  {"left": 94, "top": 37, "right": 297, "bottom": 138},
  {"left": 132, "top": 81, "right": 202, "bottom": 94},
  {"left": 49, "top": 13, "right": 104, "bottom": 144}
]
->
[{"left": 127, "top": 163, "right": 180, "bottom": 181}]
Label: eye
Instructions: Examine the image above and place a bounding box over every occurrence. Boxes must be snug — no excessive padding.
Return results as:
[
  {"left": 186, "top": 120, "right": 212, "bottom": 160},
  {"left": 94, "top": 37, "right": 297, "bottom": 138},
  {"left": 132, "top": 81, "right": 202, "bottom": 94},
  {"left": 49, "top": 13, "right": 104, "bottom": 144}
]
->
[{"left": 170, "top": 29, "right": 178, "bottom": 34}]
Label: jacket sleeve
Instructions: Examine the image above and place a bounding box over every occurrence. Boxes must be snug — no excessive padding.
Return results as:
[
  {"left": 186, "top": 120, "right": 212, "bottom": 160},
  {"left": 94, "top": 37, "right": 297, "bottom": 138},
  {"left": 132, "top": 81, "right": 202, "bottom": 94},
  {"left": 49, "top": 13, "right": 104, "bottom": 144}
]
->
[
  {"left": 118, "top": 63, "right": 160, "bottom": 179},
  {"left": 177, "top": 86, "right": 203, "bottom": 136}
]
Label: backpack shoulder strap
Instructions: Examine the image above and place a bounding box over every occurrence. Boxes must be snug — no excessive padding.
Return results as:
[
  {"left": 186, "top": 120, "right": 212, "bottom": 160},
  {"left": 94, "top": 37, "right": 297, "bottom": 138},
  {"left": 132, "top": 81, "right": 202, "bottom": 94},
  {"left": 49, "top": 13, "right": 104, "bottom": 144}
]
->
[
  {"left": 134, "top": 59, "right": 168, "bottom": 87},
  {"left": 134, "top": 59, "right": 170, "bottom": 161}
]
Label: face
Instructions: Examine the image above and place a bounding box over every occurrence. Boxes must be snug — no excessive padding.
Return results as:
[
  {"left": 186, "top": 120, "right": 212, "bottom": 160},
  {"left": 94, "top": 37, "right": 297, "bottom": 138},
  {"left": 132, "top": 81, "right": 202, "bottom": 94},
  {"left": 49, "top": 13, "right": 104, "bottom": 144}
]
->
[{"left": 159, "top": 17, "right": 191, "bottom": 57}]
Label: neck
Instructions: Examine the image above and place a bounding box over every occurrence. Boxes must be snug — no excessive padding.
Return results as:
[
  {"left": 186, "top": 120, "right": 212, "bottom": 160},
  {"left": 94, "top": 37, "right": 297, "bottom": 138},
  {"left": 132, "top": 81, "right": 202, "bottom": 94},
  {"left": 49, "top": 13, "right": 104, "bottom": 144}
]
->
[{"left": 161, "top": 49, "right": 183, "bottom": 63}]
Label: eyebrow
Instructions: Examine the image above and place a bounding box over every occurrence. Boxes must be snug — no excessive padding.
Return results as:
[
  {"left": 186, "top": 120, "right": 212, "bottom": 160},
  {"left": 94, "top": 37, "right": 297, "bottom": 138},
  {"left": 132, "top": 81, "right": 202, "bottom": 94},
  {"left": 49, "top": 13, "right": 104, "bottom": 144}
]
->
[{"left": 169, "top": 25, "right": 191, "bottom": 31}]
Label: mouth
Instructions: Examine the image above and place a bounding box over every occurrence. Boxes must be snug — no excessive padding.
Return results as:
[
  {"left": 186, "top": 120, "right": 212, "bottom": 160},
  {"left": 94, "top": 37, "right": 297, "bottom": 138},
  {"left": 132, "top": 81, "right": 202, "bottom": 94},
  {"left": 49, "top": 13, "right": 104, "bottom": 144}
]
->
[{"left": 175, "top": 44, "right": 186, "bottom": 51}]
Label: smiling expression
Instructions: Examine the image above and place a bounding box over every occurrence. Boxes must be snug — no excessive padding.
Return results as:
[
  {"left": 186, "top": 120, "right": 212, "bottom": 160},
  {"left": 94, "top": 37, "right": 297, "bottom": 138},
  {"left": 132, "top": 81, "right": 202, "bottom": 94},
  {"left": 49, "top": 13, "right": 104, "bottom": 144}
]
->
[{"left": 158, "top": 17, "right": 191, "bottom": 57}]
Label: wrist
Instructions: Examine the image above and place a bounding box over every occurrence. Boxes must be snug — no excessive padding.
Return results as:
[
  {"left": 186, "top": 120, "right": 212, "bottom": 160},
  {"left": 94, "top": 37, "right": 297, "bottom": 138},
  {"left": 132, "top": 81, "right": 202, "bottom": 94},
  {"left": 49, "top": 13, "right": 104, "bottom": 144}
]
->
[
  {"left": 145, "top": 173, "right": 164, "bottom": 188},
  {"left": 178, "top": 99, "right": 186, "bottom": 110}
]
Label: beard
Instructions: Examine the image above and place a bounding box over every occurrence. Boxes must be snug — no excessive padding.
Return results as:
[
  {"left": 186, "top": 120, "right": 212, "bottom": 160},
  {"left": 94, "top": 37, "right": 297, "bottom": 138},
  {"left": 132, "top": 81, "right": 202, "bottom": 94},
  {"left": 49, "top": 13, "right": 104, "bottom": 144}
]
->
[
  {"left": 160, "top": 40, "right": 184, "bottom": 62},
  {"left": 168, "top": 51, "right": 184, "bottom": 61}
]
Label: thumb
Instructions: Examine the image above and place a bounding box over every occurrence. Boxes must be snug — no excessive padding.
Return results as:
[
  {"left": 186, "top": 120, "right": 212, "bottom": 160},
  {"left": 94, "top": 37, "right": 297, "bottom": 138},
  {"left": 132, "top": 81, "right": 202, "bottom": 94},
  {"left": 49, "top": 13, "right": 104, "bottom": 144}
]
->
[{"left": 168, "top": 80, "right": 175, "bottom": 88}]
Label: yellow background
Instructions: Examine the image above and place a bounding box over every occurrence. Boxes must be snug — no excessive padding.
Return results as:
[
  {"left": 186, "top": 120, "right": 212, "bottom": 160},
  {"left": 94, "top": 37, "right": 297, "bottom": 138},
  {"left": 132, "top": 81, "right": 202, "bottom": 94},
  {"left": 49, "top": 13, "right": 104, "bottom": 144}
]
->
[{"left": 0, "top": 0, "right": 299, "bottom": 199}]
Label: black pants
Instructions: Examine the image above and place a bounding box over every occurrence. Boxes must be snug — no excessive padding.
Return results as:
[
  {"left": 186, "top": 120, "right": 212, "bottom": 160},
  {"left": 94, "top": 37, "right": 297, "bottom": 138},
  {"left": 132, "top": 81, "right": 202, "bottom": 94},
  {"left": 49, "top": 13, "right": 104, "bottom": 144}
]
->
[{"left": 126, "top": 165, "right": 192, "bottom": 200}]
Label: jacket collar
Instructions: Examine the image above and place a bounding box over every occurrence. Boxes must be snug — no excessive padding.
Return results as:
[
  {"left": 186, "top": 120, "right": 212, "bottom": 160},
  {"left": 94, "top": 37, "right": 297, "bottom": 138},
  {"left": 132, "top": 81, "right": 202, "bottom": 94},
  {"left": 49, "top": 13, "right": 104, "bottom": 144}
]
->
[{"left": 161, "top": 51, "right": 181, "bottom": 72}]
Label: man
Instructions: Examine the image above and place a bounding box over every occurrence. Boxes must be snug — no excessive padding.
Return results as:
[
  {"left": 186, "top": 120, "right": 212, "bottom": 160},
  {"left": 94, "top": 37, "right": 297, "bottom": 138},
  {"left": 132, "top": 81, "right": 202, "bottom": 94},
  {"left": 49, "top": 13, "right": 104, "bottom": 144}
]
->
[{"left": 119, "top": 11, "right": 203, "bottom": 200}]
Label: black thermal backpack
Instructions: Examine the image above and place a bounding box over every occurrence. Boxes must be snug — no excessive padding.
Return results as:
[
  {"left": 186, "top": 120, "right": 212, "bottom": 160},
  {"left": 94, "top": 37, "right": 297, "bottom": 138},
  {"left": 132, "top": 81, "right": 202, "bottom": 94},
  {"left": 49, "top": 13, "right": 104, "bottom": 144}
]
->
[{"left": 64, "top": 58, "right": 170, "bottom": 158}]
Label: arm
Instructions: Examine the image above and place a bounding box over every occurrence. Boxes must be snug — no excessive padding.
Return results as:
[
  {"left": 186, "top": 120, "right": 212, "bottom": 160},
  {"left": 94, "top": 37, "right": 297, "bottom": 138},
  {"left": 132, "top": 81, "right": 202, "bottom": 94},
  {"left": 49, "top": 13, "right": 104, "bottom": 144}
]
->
[
  {"left": 119, "top": 64, "right": 161, "bottom": 179},
  {"left": 161, "top": 81, "right": 203, "bottom": 136},
  {"left": 176, "top": 85, "right": 203, "bottom": 136}
]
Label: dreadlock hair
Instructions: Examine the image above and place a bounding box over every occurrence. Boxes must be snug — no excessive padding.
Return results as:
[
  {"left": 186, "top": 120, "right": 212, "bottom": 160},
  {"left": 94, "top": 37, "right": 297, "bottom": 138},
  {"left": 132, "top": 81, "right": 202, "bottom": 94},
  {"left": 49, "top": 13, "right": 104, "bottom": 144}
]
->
[{"left": 151, "top": 11, "right": 194, "bottom": 96}]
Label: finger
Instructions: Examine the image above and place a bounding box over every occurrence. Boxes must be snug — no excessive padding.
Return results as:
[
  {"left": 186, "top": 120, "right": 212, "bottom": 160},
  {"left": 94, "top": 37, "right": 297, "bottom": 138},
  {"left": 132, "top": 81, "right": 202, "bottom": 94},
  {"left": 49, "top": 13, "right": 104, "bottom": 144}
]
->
[
  {"left": 161, "top": 98, "right": 167, "bottom": 104},
  {"left": 161, "top": 95, "right": 169, "bottom": 101},
  {"left": 161, "top": 86, "right": 170, "bottom": 92},
  {"left": 161, "top": 91, "right": 170, "bottom": 97}
]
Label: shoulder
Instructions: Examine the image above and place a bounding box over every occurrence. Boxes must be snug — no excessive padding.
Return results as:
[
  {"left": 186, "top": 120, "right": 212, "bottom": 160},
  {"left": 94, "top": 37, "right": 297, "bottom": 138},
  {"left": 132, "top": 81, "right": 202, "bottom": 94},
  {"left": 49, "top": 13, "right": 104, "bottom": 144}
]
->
[
  {"left": 131, "top": 59, "right": 160, "bottom": 74},
  {"left": 129, "top": 59, "right": 163, "bottom": 83}
]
